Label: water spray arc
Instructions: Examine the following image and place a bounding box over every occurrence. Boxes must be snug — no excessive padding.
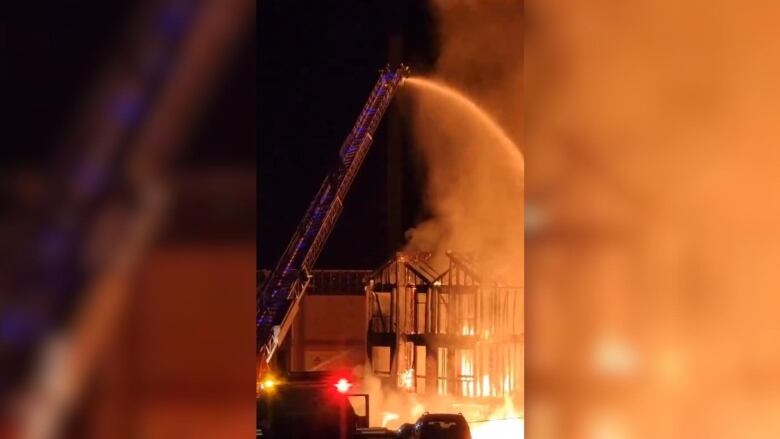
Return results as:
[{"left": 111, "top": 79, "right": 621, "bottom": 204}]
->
[{"left": 404, "top": 77, "right": 524, "bottom": 179}]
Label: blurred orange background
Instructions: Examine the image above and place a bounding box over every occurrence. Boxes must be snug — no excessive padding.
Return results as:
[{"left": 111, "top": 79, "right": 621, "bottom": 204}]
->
[{"left": 526, "top": 0, "right": 780, "bottom": 437}]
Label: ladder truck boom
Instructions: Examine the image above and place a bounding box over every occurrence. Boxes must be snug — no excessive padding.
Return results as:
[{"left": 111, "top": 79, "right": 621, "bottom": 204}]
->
[{"left": 257, "top": 65, "right": 409, "bottom": 368}]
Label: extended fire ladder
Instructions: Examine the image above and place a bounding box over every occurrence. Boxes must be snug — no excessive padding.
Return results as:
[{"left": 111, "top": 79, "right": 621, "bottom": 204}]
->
[{"left": 257, "top": 65, "right": 410, "bottom": 368}]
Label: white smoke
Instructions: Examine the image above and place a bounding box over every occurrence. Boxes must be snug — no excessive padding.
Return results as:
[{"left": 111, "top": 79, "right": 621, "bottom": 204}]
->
[{"left": 403, "top": 0, "right": 523, "bottom": 286}]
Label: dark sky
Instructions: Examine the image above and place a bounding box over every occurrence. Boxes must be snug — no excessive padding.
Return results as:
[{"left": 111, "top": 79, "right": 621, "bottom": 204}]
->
[
  {"left": 1, "top": 0, "right": 256, "bottom": 167},
  {"left": 257, "top": 0, "right": 438, "bottom": 270},
  {"left": 0, "top": 1, "right": 138, "bottom": 166}
]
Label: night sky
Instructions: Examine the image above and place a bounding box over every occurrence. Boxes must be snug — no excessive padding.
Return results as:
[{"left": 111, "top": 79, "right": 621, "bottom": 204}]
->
[
  {"left": 0, "top": 1, "right": 137, "bottom": 166},
  {"left": 258, "top": 0, "right": 438, "bottom": 270}
]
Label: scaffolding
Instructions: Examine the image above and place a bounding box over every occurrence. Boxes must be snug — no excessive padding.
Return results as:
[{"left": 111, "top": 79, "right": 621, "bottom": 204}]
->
[{"left": 366, "top": 252, "right": 523, "bottom": 400}]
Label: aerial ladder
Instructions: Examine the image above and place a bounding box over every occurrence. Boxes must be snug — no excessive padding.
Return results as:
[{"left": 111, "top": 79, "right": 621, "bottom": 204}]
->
[{"left": 257, "top": 65, "right": 410, "bottom": 372}]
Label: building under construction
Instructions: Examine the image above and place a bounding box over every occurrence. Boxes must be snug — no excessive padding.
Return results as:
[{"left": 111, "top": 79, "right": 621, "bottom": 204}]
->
[
  {"left": 261, "top": 251, "right": 523, "bottom": 404},
  {"left": 366, "top": 251, "right": 523, "bottom": 401}
]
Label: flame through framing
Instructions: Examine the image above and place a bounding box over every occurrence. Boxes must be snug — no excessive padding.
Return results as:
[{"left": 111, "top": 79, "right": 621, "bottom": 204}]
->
[{"left": 368, "top": 252, "right": 522, "bottom": 400}]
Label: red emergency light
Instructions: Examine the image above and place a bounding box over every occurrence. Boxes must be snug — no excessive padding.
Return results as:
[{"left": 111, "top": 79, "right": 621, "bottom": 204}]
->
[{"left": 334, "top": 378, "right": 352, "bottom": 394}]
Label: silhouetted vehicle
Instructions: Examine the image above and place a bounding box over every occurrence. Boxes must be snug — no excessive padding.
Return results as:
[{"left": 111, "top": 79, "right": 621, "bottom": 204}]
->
[
  {"left": 397, "top": 422, "right": 416, "bottom": 438},
  {"left": 413, "top": 413, "right": 471, "bottom": 439}
]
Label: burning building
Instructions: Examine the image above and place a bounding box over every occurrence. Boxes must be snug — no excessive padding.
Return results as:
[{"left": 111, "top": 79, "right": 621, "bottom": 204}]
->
[
  {"left": 265, "top": 250, "right": 523, "bottom": 403},
  {"left": 366, "top": 251, "right": 523, "bottom": 402}
]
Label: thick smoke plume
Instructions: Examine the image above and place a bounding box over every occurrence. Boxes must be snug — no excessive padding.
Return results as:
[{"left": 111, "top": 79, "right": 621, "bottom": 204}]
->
[{"left": 404, "top": 0, "right": 523, "bottom": 286}]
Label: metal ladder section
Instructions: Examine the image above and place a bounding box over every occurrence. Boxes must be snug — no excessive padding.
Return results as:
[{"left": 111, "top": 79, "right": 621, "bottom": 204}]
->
[{"left": 257, "top": 65, "right": 410, "bottom": 365}]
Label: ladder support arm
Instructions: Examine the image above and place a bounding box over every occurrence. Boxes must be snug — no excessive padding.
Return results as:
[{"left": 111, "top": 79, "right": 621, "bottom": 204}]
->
[{"left": 257, "top": 65, "right": 410, "bottom": 367}]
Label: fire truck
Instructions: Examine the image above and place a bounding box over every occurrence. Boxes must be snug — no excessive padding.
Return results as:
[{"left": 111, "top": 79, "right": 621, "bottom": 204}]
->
[
  {"left": 257, "top": 371, "right": 400, "bottom": 438},
  {"left": 257, "top": 371, "right": 358, "bottom": 438}
]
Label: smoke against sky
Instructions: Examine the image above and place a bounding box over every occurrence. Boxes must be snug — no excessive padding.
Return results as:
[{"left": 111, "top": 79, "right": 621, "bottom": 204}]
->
[{"left": 403, "top": 0, "right": 523, "bottom": 286}]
